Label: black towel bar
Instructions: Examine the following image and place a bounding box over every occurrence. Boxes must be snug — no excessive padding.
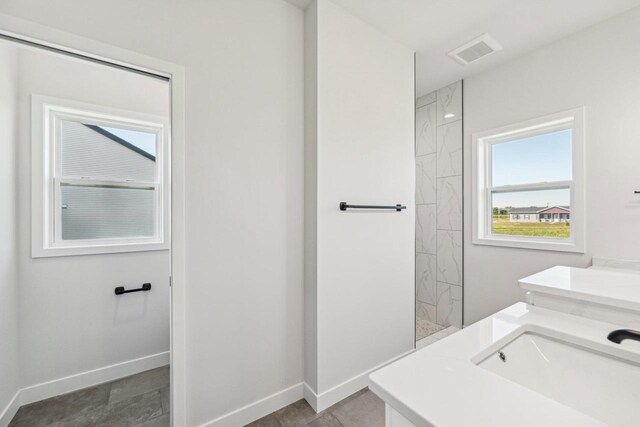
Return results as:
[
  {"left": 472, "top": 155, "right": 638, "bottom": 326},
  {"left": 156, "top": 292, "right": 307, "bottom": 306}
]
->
[
  {"left": 115, "top": 283, "right": 151, "bottom": 295},
  {"left": 339, "top": 202, "right": 406, "bottom": 212}
]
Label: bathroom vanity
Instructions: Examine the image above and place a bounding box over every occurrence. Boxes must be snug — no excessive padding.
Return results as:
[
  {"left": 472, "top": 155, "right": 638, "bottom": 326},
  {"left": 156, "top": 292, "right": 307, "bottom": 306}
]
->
[{"left": 369, "top": 261, "right": 640, "bottom": 426}]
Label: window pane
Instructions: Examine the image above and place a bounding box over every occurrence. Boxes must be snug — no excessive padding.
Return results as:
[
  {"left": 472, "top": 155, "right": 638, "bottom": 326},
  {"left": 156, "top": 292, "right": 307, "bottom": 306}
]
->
[
  {"left": 492, "top": 128, "right": 572, "bottom": 187},
  {"left": 60, "top": 184, "right": 156, "bottom": 240},
  {"left": 492, "top": 188, "right": 570, "bottom": 238},
  {"left": 60, "top": 120, "right": 156, "bottom": 182}
]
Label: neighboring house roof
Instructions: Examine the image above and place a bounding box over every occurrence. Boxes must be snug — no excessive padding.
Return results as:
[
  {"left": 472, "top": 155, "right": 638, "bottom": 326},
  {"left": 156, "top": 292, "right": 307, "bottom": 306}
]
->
[
  {"left": 538, "top": 205, "right": 570, "bottom": 214},
  {"left": 84, "top": 124, "right": 156, "bottom": 162},
  {"left": 510, "top": 206, "right": 546, "bottom": 214},
  {"left": 509, "top": 206, "right": 570, "bottom": 214}
]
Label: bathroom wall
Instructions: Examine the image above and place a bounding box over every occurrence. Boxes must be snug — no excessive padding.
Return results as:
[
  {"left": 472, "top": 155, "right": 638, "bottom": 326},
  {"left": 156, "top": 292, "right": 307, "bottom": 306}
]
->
[
  {"left": 304, "top": 0, "right": 319, "bottom": 394},
  {"left": 415, "top": 82, "right": 463, "bottom": 330},
  {"left": 305, "top": 0, "right": 415, "bottom": 409},
  {"left": 464, "top": 7, "right": 640, "bottom": 324},
  {"left": 0, "top": 1, "right": 305, "bottom": 425},
  {"left": 0, "top": 43, "right": 20, "bottom": 423},
  {"left": 15, "top": 49, "right": 171, "bottom": 390}
]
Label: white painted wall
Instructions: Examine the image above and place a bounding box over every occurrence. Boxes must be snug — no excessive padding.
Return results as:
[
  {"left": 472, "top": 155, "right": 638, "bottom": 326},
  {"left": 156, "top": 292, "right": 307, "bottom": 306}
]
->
[
  {"left": 0, "top": 1, "right": 305, "bottom": 424},
  {"left": 0, "top": 43, "right": 20, "bottom": 422},
  {"left": 304, "top": 0, "right": 319, "bottom": 394},
  {"left": 305, "top": 0, "right": 415, "bottom": 404},
  {"left": 464, "top": 7, "right": 640, "bottom": 324},
  {"left": 13, "top": 48, "right": 171, "bottom": 388}
]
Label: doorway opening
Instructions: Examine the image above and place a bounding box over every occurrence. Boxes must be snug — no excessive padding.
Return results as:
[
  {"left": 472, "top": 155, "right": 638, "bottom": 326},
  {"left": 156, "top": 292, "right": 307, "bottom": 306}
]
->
[{"left": 0, "top": 34, "right": 173, "bottom": 427}]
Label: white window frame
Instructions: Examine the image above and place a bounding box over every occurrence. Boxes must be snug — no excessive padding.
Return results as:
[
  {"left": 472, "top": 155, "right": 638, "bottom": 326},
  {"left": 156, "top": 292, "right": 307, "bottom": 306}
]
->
[
  {"left": 32, "top": 95, "right": 171, "bottom": 257},
  {"left": 472, "top": 108, "right": 585, "bottom": 252}
]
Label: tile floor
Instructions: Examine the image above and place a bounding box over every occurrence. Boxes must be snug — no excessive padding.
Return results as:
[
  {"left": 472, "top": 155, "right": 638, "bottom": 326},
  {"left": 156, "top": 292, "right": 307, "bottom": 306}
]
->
[
  {"left": 8, "top": 365, "right": 169, "bottom": 427},
  {"left": 247, "top": 388, "right": 384, "bottom": 427},
  {"left": 8, "top": 329, "right": 459, "bottom": 427},
  {"left": 415, "top": 318, "right": 444, "bottom": 341},
  {"left": 416, "top": 325, "right": 459, "bottom": 350}
]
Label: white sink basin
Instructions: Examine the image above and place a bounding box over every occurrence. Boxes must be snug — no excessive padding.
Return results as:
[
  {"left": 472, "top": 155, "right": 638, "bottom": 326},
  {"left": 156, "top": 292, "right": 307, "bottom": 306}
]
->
[
  {"left": 476, "top": 332, "right": 640, "bottom": 427},
  {"left": 370, "top": 303, "right": 640, "bottom": 427}
]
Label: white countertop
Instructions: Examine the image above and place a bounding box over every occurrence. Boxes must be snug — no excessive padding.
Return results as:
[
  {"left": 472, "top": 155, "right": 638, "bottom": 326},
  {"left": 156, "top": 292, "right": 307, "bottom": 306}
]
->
[
  {"left": 369, "top": 302, "right": 640, "bottom": 427},
  {"left": 519, "top": 266, "right": 640, "bottom": 311}
]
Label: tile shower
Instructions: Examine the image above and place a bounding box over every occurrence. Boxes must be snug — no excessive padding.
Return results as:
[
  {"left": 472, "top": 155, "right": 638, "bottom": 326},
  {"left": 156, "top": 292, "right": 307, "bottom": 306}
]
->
[{"left": 415, "top": 81, "right": 463, "bottom": 340}]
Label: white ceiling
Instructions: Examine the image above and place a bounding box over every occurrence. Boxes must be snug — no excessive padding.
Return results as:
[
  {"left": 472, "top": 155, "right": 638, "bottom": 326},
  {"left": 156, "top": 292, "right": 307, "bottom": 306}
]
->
[{"left": 285, "top": 0, "right": 640, "bottom": 95}]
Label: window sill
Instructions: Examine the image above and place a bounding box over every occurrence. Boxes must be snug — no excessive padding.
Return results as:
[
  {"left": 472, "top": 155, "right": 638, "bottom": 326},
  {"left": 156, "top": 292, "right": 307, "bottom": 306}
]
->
[
  {"left": 472, "top": 235, "right": 584, "bottom": 253},
  {"left": 32, "top": 240, "right": 170, "bottom": 258}
]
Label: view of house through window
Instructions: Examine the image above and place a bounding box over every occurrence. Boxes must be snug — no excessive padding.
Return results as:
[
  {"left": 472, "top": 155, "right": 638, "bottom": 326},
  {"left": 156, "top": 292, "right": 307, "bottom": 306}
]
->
[
  {"left": 32, "top": 95, "right": 170, "bottom": 257},
  {"left": 490, "top": 126, "right": 572, "bottom": 239},
  {"left": 59, "top": 119, "right": 158, "bottom": 241},
  {"left": 492, "top": 188, "right": 570, "bottom": 238}
]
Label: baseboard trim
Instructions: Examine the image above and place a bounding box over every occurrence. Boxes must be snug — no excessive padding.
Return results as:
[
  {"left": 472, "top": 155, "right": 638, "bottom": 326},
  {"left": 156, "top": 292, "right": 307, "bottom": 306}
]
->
[
  {"left": 305, "top": 348, "right": 415, "bottom": 413},
  {"left": 5, "top": 348, "right": 413, "bottom": 427},
  {"left": 1, "top": 352, "right": 169, "bottom": 426},
  {"left": 303, "top": 383, "right": 319, "bottom": 412},
  {"left": 198, "top": 382, "right": 304, "bottom": 427},
  {"left": 0, "top": 391, "right": 21, "bottom": 427},
  {"left": 4, "top": 350, "right": 170, "bottom": 421}
]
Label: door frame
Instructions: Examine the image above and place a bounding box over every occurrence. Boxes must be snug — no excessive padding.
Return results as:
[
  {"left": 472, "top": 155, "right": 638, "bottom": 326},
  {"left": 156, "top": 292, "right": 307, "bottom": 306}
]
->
[{"left": 0, "top": 13, "right": 187, "bottom": 426}]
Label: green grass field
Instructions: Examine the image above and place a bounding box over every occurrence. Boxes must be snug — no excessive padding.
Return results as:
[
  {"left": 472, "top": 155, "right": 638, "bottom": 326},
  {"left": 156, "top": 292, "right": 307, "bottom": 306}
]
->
[{"left": 492, "top": 215, "right": 570, "bottom": 238}]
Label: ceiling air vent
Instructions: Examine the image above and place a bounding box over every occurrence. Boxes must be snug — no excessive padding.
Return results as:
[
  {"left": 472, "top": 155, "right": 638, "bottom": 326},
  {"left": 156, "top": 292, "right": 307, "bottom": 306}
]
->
[{"left": 448, "top": 33, "right": 502, "bottom": 65}]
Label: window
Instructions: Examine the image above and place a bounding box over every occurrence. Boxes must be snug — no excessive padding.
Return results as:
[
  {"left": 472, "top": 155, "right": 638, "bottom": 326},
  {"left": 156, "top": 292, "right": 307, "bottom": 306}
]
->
[
  {"left": 472, "top": 108, "right": 584, "bottom": 252},
  {"left": 32, "top": 95, "right": 170, "bottom": 257}
]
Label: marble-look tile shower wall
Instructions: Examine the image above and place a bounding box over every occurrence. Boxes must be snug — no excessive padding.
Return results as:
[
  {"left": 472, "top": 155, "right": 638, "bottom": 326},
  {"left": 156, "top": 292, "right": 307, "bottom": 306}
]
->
[{"left": 415, "top": 81, "right": 463, "bottom": 329}]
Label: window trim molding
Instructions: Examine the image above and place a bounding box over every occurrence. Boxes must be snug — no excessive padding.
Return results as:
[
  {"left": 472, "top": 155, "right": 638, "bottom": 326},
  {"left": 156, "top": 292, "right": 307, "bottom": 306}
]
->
[
  {"left": 31, "top": 94, "right": 171, "bottom": 257},
  {"left": 471, "top": 107, "right": 585, "bottom": 253}
]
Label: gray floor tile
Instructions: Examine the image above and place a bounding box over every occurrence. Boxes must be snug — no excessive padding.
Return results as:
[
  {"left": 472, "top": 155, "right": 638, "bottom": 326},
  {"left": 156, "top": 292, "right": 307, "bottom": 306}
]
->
[
  {"left": 9, "top": 403, "right": 65, "bottom": 427},
  {"left": 275, "top": 399, "right": 319, "bottom": 426},
  {"left": 48, "top": 405, "right": 107, "bottom": 427},
  {"left": 308, "top": 413, "right": 344, "bottom": 427},
  {"left": 9, "top": 367, "right": 170, "bottom": 427},
  {"left": 247, "top": 388, "right": 381, "bottom": 427},
  {"left": 132, "top": 414, "right": 171, "bottom": 427},
  {"left": 331, "top": 391, "right": 384, "bottom": 427},
  {"left": 160, "top": 385, "right": 170, "bottom": 414},
  {"left": 246, "top": 412, "right": 283, "bottom": 427},
  {"left": 94, "top": 390, "right": 163, "bottom": 427},
  {"left": 9, "top": 383, "right": 110, "bottom": 427},
  {"left": 321, "top": 388, "right": 367, "bottom": 414},
  {"left": 109, "top": 366, "right": 170, "bottom": 404}
]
